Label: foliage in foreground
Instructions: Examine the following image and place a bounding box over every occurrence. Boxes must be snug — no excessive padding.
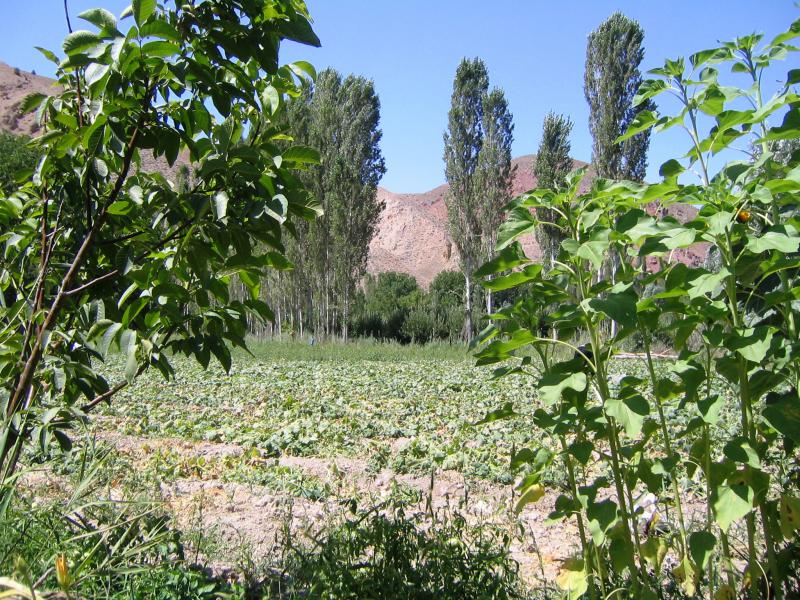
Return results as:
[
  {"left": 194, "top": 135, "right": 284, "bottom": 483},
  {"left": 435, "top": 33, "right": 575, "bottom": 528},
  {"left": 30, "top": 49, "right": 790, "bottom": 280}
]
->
[
  {"left": 271, "top": 498, "right": 526, "bottom": 599},
  {"left": 0, "top": 0, "right": 320, "bottom": 492},
  {"left": 476, "top": 19, "right": 800, "bottom": 600}
]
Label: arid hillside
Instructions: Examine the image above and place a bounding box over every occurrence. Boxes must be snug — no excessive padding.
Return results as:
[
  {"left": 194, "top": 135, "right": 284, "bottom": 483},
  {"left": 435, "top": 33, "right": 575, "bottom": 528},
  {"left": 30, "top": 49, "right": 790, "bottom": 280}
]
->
[{"left": 368, "top": 156, "right": 705, "bottom": 287}]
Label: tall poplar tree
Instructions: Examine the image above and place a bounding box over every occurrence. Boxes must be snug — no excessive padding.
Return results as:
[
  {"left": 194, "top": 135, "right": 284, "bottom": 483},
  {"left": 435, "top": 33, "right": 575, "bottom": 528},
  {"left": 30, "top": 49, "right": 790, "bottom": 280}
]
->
[
  {"left": 444, "top": 58, "right": 488, "bottom": 339},
  {"left": 584, "top": 12, "right": 654, "bottom": 181},
  {"left": 477, "top": 89, "right": 516, "bottom": 314},
  {"left": 533, "top": 112, "right": 573, "bottom": 269},
  {"left": 443, "top": 58, "right": 514, "bottom": 338}
]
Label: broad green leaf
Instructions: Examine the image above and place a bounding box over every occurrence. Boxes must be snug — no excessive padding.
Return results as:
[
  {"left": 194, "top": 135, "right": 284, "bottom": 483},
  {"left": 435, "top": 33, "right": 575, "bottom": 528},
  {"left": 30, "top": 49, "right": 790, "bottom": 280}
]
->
[
  {"left": 659, "top": 158, "right": 684, "bottom": 178},
  {"left": 723, "top": 437, "right": 761, "bottom": 468},
  {"left": 78, "top": 7, "right": 117, "bottom": 30},
  {"left": 727, "top": 327, "right": 774, "bottom": 363},
  {"left": 617, "top": 110, "right": 658, "bottom": 143},
  {"left": 575, "top": 233, "right": 609, "bottom": 270},
  {"left": 556, "top": 557, "right": 588, "bottom": 600},
  {"left": 633, "top": 79, "right": 668, "bottom": 106},
  {"left": 120, "top": 329, "right": 138, "bottom": 384},
  {"left": 496, "top": 206, "right": 536, "bottom": 250},
  {"left": 605, "top": 394, "right": 649, "bottom": 437},
  {"left": 780, "top": 495, "right": 800, "bottom": 538},
  {"left": 288, "top": 60, "right": 317, "bottom": 80},
  {"left": 282, "top": 145, "right": 321, "bottom": 165},
  {"left": 713, "top": 483, "right": 753, "bottom": 532},
  {"left": 132, "top": 0, "right": 156, "bottom": 26},
  {"left": 586, "top": 499, "right": 618, "bottom": 545},
  {"left": 687, "top": 269, "right": 727, "bottom": 299},
  {"left": 139, "top": 20, "right": 181, "bottom": 42},
  {"left": 482, "top": 265, "right": 542, "bottom": 292},
  {"left": 63, "top": 30, "right": 99, "bottom": 54},
  {"left": 538, "top": 372, "right": 587, "bottom": 406},
  {"left": 745, "top": 226, "right": 800, "bottom": 254},
  {"left": 763, "top": 394, "right": 800, "bottom": 443},
  {"left": 35, "top": 46, "right": 59, "bottom": 64},
  {"left": 689, "top": 531, "right": 716, "bottom": 571},
  {"left": 141, "top": 40, "right": 180, "bottom": 58},
  {"left": 690, "top": 47, "right": 726, "bottom": 68},
  {"left": 474, "top": 242, "right": 529, "bottom": 277},
  {"left": 473, "top": 402, "right": 518, "bottom": 426},
  {"left": 586, "top": 290, "right": 637, "bottom": 328}
]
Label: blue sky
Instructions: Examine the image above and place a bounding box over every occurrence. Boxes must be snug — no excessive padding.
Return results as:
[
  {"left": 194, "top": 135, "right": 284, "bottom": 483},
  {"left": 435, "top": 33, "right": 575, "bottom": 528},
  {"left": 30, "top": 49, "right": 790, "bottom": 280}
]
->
[{"left": 1, "top": 1, "right": 798, "bottom": 192}]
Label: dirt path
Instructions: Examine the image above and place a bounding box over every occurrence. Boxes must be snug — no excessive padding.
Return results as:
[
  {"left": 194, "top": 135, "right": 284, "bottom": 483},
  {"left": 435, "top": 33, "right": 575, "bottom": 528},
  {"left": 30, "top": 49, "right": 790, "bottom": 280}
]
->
[{"left": 102, "top": 432, "right": 580, "bottom": 583}]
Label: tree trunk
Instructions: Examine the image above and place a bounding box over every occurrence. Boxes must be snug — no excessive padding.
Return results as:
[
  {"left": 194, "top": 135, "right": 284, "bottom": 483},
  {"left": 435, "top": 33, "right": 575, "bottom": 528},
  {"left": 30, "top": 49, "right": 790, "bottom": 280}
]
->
[
  {"left": 343, "top": 286, "right": 349, "bottom": 342},
  {"left": 464, "top": 271, "right": 473, "bottom": 341}
]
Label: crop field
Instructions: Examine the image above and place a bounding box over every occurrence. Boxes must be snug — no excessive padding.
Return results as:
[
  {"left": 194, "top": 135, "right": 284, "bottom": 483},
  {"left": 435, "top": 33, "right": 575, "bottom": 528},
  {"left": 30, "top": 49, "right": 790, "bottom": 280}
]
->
[{"left": 5, "top": 339, "right": 740, "bottom": 597}]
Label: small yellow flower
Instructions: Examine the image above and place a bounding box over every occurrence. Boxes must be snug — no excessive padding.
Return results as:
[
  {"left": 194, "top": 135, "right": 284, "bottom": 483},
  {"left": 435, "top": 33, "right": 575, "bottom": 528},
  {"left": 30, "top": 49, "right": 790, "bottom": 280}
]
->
[{"left": 55, "top": 554, "right": 71, "bottom": 590}]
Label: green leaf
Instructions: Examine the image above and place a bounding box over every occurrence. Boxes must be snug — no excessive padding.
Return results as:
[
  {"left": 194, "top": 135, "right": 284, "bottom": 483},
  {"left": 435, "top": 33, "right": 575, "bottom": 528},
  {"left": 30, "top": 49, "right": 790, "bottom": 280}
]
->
[
  {"left": 99, "top": 322, "right": 122, "bottom": 357},
  {"left": 120, "top": 329, "right": 138, "bottom": 384},
  {"left": 586, "top": 290, "right": 637, "bottom": 328},
  {"left": 605, "top": 394, "right": 649, "bottom": 437},
  {"left": 282, "top": 146, "right": 321, "bottom": 165},
  {"left": 78, "top": 7, "right": 117, "bottom": 30},
  {"left": 690, "top": 48, "right": 725, "bottom": 69},
  {"left": 482, "top": 265, "right": 542, "bottom": 292},
  {"left": 538, "top": 372, "right": 587, "bottom": 406},
  {"left": 575, "top": 231, "right": 609, "bottom": 270},
  {"left": 745, "top": 226, "right": 800, "bottom": 254},
  {"left": 19, "top": 92, "right": 48, "bottom": 115},
  {"left": 586, "top": 499, "right": 618, "bottom": 545},
  {"left": 139, "top": 20, "right": 181, "bottom": 42},
  {"left": 35, "top": 46, "right": 59, "bottom": 64},
  {"left": 659, "top": 159, "right": 684, "bottom": 178},
  {"left": 288, "top": 60, "right": 317, "bottom": 81},
  {"left": 617, "top": 110, "right": 658, "bottom": 143},
  {"left": 727, "top": 327, "right": 774, "bottom": 363},
  {"left": 141, "top": 40, "right": 180, "bottom": 58},
  {"left": 713, "top": 483, "right": 753, "bottom": 533},
  {"left": 763, "top": 394, "right": 800, "bottom": 443},
  {"left": 496, "top": 206, "right": 536, "bottom": 250},
  {"left": 689, "top": 531, "right": 717, "bottom": 571},
  {"left": 473, "top": 402, "right": 518, "bottom": 426},
  {"left": 633, "top": 79, "right": 667, "bottom": 107},
  {"left": 723, "top": 437, "right": 761, "bottom": 468},
  {"left": 556, "top": 558, "right": 588, "bottom": 600},
  {"left": 214, "top": 192, "right": 229, "bottom": 220},
  {"left": 132, "top": 0, "right": 156, "bottom": 26},
  {"left": 63, "top": 30, "right": 100, "bottom": 55},
  {"left": 475, "top": 242, "right": 529, "bottom": 277}
]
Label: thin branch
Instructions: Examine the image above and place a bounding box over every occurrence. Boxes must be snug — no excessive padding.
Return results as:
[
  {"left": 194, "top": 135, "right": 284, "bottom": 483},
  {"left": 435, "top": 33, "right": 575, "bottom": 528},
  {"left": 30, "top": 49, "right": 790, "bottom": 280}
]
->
[{"left": 63, "top": 0, "right": 73, "bottom": 33}]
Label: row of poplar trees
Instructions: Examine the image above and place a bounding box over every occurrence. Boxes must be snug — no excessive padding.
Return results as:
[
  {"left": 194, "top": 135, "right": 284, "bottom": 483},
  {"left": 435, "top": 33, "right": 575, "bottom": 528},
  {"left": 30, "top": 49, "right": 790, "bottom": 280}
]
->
[
  {"left": 444, "top": 12, "right": 654, "bottom": 339},
  {"left": 269, "top": 68, "right": 386, "bottom": 340}
]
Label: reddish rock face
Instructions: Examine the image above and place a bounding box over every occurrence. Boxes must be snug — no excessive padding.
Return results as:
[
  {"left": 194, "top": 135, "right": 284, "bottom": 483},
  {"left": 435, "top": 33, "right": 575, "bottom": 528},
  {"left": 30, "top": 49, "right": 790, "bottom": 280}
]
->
[{"left": 368, "top": 156, "right": 706, "bottom": 288}]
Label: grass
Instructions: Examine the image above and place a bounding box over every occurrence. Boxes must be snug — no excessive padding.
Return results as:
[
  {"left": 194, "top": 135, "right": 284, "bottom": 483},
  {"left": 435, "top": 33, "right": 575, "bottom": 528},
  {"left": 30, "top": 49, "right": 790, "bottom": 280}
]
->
[{"left": 240, "top": 336, "right": 473, "bottom": 363}]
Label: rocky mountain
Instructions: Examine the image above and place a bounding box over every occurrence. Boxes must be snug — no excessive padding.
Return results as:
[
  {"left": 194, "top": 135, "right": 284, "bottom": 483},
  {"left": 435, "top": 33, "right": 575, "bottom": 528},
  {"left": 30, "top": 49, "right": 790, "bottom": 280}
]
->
[
  {"left": 368, "top": 157, "right": 705, "bottom": 287},
  {"left": 0, "top": 62, "right": 705, "bottom": 287}
]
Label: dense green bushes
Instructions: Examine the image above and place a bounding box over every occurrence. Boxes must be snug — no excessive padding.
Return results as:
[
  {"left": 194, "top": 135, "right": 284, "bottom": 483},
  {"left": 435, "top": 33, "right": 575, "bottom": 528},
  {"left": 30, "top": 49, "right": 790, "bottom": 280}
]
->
[{"left": 349, "top": 271, "right": 467, "bottom": 343}]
